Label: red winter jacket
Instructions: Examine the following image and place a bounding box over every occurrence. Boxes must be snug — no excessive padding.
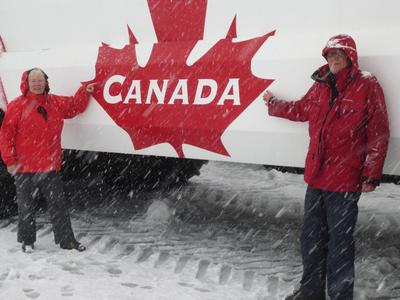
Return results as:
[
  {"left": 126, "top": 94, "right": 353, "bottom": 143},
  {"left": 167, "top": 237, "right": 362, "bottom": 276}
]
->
[
  {"left": 0, "top": 71, "right": 90, "bottom": 173},
  {"left": 268, "top": 34, "right": 389, "bottom": 192}
]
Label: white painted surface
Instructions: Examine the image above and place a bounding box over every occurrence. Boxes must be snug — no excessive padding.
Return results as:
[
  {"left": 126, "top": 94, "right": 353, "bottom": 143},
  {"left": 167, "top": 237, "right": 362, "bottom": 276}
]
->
[{"left": 1, "top": 0, "right": 399, "bottom": 174}]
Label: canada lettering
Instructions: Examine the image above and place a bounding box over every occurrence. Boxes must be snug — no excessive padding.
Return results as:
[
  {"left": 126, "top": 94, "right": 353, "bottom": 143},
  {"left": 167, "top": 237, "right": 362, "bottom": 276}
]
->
[{"left": 103, "top": 76, "right": 240, "bottom": 105}]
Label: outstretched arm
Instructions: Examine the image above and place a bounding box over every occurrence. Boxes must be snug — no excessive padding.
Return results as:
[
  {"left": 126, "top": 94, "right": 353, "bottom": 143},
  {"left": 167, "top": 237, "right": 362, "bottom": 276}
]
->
[
  {"left": 263, "top": 83, "right": 319, "bottom": 122},
  {"left": 52, "top": 83, "right": 96, "bottom": 119}
]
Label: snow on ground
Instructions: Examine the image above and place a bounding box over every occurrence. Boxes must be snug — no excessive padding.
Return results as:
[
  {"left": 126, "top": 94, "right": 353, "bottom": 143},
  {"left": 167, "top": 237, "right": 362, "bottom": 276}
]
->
[
  {"left": 192, "top": 162, "right": 400, "bottom": 228},
  {"left": 0, "top": 161, "right": 399, "bottom": 299},
  {"left": 190, "top": 162, "right": 400, "bottom": 298},
  {"left": 0, "top": 227, "right": 250, "bottom": 300}
]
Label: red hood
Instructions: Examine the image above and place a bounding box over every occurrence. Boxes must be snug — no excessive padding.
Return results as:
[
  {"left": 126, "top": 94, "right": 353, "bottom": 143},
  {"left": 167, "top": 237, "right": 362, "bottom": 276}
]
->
[
  {"left": 19, "top": 69, "right": 50, "bottom": 96},
  {"left": 322, "top": 34, "right": 358, "bottom": 69},
  {"left": 20, "top": 70, "right": 29, "bottom": 95}
]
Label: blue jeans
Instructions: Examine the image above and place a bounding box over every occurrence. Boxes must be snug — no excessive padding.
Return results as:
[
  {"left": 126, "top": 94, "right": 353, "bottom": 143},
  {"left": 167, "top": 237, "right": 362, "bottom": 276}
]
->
[{"left": 300, "top": 187, "right": 360, "bottom": 300}]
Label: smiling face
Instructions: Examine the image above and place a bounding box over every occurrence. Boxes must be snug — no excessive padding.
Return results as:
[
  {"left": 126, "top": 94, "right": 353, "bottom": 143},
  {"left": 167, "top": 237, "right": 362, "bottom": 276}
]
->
[
  {"left": 326, "top": 49, "right": 349, "bottom": 74},
  {"left": 28, "top": 69, "right": 47, "bottom": 95}
]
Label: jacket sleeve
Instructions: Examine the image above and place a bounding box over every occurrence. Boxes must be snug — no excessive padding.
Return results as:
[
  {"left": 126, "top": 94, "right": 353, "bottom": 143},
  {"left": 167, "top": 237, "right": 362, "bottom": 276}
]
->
[
  {"left": 267, "top": 82, "right": 319, "bottom": 122},
  {"left": 52, "top": 85, "right": 90, "bottom": 119},
  {"left": 0, "top": 102, "right": 21, "bottom": 166},
  {"left": 362, "top": 77, "right": 390, "bottom": 184}
]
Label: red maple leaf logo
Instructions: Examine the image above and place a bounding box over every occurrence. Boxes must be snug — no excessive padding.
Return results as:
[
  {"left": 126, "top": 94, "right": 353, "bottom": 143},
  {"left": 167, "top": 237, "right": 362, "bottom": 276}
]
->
[{"left": 90, "top": 0, "right": 274, "bottom": 158}]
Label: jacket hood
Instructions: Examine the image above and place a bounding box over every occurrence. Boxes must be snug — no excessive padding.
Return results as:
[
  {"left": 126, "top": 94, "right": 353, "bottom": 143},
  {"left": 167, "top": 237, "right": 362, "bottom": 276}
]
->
[
  {"left": 20, "top": 68, "right": 50, "bottom": 95},
  {"left": 20, "top": 70, "right": 29, "bottom": 95},
  {"left": 322, "top": 34, "right": 358, "bottom": 69}
]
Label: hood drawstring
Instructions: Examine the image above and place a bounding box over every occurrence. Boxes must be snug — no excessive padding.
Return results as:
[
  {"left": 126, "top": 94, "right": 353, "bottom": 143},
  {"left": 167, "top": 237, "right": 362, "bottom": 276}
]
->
[
  {"left": 37, "top": 106, "right": 48, "bottom": 120},
  {"left": 327, "top": 72, "right": 338, "bottom": 106}
]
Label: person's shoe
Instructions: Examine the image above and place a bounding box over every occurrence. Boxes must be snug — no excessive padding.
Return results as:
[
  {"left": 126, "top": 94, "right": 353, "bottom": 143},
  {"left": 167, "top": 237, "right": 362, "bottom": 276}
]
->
[
  {"left": 60, "top": 240, "right": 86, "bottom": 252},
  {"left": 285, "top": 290, "right": 305, "bottom": 300},
  {"left": 22, "top": 242, "right": 35, "bottom": 253},
  {"left": 285, "top": 290, "right": 323, "bottom": 300}
]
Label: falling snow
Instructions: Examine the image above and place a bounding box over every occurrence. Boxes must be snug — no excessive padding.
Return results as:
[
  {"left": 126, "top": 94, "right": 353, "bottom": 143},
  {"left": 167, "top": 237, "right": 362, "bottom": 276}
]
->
[{"left": 0, "top": 161, "right": 399, "bottom": 299}]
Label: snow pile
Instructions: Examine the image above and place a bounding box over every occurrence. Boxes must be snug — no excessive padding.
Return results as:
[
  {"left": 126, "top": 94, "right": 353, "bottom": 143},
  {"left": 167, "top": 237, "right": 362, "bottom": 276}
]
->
[{"left": 143, "top": 198, "right": 175, "bottom": 225}]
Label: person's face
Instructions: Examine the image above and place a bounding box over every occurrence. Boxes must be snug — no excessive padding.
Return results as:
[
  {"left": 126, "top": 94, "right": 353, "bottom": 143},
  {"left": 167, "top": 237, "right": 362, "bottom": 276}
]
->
[
  {"left": 28, "top": 70, "right": 46, "bottom": 95},
  {"left": 327, "top": 49, "right": 349, "bottom": 74}
]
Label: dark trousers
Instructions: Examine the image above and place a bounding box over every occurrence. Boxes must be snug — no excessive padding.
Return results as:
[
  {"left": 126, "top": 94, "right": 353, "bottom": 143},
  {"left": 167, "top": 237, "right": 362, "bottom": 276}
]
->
[
  {"left": 300, "top": 187, "right": 360, "bottom": 300},
  {"left": 0, "top": 159, "right": 16, "bottom": 218},
  {"left": 15, "top": 172, "right": 76, "bottom": 245}
]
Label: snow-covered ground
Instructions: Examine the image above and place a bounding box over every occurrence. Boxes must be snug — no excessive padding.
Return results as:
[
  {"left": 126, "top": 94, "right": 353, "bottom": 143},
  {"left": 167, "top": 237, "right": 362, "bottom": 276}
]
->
[{"left": 0, "top": 161, "right": 399, "bottom": 299}]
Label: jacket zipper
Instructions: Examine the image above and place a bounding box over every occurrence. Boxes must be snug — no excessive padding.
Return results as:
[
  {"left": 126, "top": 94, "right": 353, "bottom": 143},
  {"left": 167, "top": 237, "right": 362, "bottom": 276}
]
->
[
  {"left": 317, "top": 76, "right": 338, "bottom": 157},
  {"left": 317, "top": 100, "right": 336, "bottom": 156}
]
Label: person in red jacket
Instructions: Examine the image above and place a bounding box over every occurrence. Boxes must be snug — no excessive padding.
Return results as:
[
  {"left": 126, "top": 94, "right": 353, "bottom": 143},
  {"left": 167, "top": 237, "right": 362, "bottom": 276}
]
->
[
  {"left": 263, "top": 35, "right": 389, "bottom": 300},
  {"left": 0, "top": 68, "right": 96, "bottom": 253}
]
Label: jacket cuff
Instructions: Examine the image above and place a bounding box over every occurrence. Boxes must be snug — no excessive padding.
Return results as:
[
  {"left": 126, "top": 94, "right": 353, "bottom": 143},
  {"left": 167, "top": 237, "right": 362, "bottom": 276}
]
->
[
  {"left": 268, "top": 96, "right": 277, "bottom": 105},
  {"left": 362, "top": 177, "right": 380, "bottom": 187},
  {"left": 1, "top": 153, "right": 16, "bottom": 166}
]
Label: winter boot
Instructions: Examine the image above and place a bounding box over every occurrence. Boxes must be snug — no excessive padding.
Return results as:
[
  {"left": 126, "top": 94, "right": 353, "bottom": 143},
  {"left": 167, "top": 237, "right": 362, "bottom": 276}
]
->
[
  {"left": 22, "top": 242, "right": 34, "bottom": 253},
  {"left": 60, "top": 240, "right": 86, "bottom": 252},
  {"left": 285, "top": 290, "right": 307, "bottom": 300},
  {"left": 285, "top": 290, "right": 324, "bottom": 300}
]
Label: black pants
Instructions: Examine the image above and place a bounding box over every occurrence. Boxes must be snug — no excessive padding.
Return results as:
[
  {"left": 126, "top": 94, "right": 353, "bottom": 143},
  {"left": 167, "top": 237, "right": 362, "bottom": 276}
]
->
[
  {"left": 15, "top": 172, "right": 76, "bottom": 245},
  {"left": 0, "top": 159, "right": 17, "bottom": 218},
  {"left": 300, "top": 187, "right": 360, "bottom": 300}
]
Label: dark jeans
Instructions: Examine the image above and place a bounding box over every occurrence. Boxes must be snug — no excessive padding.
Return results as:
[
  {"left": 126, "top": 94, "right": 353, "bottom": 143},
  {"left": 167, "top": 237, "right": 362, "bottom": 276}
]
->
[
  {"left": 300, "top": 186, "right": 360, "bottom": 300},
  {"left": 15, "top": 172, "right": 76, "bottom": 245}
]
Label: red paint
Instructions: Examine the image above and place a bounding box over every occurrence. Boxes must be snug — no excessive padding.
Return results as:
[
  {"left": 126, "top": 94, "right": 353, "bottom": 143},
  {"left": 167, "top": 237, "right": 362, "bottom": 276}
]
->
[
  {"left": 0, "top": 35, "right": 8, "bottom": 106},
  {"left": 0, "top": 35, "right": 6, "bottom": 52}
]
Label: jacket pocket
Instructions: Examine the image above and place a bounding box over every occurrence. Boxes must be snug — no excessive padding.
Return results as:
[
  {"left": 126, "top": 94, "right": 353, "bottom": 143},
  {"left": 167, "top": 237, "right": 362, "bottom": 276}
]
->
[
  {"left": 337, "top": 99, "right": 365, "bottom": 116},
  {"left": 331, "top": 101, "right": 366, "bottom": 139}
]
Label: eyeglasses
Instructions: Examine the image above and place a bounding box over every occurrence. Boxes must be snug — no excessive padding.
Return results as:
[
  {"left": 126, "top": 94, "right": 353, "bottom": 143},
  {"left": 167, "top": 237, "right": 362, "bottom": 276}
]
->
[{"left": 326, "top": 50, "right": 346, "bottom": 58}]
